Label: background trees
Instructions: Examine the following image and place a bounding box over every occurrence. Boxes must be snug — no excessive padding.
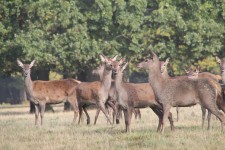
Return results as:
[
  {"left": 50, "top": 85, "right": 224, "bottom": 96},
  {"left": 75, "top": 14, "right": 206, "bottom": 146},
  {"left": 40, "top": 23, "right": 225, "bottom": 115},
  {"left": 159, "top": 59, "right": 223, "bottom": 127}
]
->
[{"left": 0, "top": 0, "right": 224, "bottom": 104}]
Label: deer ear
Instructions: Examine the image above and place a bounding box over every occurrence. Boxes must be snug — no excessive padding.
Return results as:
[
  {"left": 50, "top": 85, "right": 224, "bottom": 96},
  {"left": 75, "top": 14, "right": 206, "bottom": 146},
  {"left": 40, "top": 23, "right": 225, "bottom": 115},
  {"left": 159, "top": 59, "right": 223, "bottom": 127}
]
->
[
  {"left": 99, "top": 54, "right": 106, "bottom": 63},
  {"left": 216, "top": 56, "right": 221, "bottom": 64},
  {"left": 122, "top": 62, "right": 128, "bottom": 71},
  {"left": 195, "top": 65, "right": 200, "bottom": 73},
  {"left": 111, "top": 55, "right": 118, "bottom": 61},
  {"left": 29, "top": 60, "right": 36, "bottom": 68},
  {"left": 184, "top": 67, "right": 190, "bottom": 74},
  {"left": 17, "top": 59, "right": 24, "bottom": 68},
  {"left": 151, "top": 51, "right": 159, "bottom": 62},
  {"left": 119, "top": 57, "right": 126, "bottom": 65},
  {"left": 165, "top": 58, "right": 170, "bottom": 64}
]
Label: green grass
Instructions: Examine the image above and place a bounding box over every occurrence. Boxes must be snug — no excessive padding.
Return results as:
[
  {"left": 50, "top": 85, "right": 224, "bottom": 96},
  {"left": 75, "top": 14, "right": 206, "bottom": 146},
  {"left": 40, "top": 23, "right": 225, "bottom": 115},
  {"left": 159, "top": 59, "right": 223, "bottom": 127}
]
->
[{"left": 0, "top": 105, "right": 225, "bottom": 150}]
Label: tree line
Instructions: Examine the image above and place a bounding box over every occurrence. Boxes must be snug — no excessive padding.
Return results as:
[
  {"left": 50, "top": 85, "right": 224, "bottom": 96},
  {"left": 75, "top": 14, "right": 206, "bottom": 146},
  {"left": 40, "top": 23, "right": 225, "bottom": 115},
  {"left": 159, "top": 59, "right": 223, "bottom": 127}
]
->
[{"left": 0, "top": 0, "right": 224, "bottom": 104}]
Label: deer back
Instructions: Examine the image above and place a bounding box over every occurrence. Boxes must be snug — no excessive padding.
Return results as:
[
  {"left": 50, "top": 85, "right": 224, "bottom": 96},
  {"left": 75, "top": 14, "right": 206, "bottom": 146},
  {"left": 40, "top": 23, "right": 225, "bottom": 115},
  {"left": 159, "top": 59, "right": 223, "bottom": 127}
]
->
[{"left": 32, "top": 79, "right": 80, "bottom": 103}]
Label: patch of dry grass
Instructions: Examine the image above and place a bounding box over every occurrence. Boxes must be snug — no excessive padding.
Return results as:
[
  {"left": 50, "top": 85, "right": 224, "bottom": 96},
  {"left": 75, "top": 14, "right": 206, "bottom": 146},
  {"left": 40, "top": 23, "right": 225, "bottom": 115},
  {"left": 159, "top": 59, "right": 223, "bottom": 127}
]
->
[{"left": 0, "top": 105, "right": 225, "bottom": 150}]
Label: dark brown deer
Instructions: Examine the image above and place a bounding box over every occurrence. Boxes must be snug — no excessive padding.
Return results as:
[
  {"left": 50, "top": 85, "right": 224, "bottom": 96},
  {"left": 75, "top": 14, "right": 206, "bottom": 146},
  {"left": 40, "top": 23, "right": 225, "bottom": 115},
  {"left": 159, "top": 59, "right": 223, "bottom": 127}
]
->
[
  {"left": 137, "top": 52, "right": 225, "bottom": 133},
  {"left": 76, "top": 54, "right": 117, "bottom": 125},
  {"left": 113, "top": 58, "right": 174, "bottom": 132},
  {"left": 216, "top": 56, "right": 225, "bottom": 84},
  {"left": 186, "top": 66, "right": 224, "bottom": 130},
  {"left": 17, "top": 59, "right": 81, "bottom": 125}
]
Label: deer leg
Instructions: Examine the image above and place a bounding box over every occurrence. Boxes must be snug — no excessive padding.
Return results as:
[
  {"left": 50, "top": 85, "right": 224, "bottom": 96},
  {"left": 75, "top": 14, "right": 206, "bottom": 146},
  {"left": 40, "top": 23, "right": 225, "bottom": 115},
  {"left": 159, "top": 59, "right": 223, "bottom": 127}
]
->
[
  {"left": 68, "top": 97, "right": 79, "bottom": 124},
  {"left": 98, "top": 102, "right": 112, "bottom": 125},
  {"left": 83, "top": 106, "right": 90, "bottom": 125},
  {"left": 151, "top": 107, "right": 163, "bottom": 132},
  {"left": 201, "top": 106, "right": 206, "bottom": 129},
  {"left": 107, "top": 101, "right": 117, "bottom": 124},
  {"left": 168, "top": 112, "right": 175, "bottom": 131},
  {"left": 78, "top": 105, "right": 83, "bottom": 124},
  {"left": 123, "top": 109, "right": 128, "bottom": 132},
  {"left": 127, "top": 108, "right": 133, "bottom": 132},
  {"left": 34, "top": 104, "right": 39, "bottom": 125},
  {"left": 207, "top": 106, "right": 225, "bottom": 132},
  {"left": 207, "top": 110, "right": 211, "bottom": 130},
  {"left": 137, "top": 109, "right": 141, "bottom": 119},
  {"left": 116, "top": 104, "right": 122, "bottom": 124},
  {"left": 176, "top": 107, "right": 179, "bottom": 122},
  {"left": 39, "top": 103, "right": 46, "bottom": 126},
  {"left": 94, "top": 108, "right": 101, "bottom": 125},
  {"left": 161, "top": 105, "right": 172, "bottom": 133}
]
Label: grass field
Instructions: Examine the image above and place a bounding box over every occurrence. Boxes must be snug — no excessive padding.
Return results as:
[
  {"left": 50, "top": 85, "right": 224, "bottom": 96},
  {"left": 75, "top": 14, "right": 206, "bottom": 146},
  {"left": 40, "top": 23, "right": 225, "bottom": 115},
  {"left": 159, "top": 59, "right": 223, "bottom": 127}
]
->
[{"left": 0, "top": 104, "right": 225, "bottom": 150}]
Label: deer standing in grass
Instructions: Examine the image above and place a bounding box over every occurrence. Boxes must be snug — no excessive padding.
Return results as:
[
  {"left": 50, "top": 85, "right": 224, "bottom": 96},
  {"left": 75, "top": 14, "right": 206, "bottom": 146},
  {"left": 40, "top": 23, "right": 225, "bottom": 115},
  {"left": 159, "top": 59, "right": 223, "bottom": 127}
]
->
[
  {"left": 91, "top": 64, "right": 118, "bottom": 125},
  {"left": 186, "top": 66, "right": 224, "bottom": 130},
  {"left": 160, "top": 58, "right": 182, "bottom": 122},
  {"left": 137, "top": 52, "right": 225, "bottom": 133},
  {"left": 77, "top": 55, "right": 117, "bottom": 125},
  {"left": 17, "top": 59, "right": 80, "bottom": 125},
  {"left": 92, "top": 64, "right": 141, "bottom": 125},
  {"left": 113, "top": 58, "right": 174, "bottom": 132}
]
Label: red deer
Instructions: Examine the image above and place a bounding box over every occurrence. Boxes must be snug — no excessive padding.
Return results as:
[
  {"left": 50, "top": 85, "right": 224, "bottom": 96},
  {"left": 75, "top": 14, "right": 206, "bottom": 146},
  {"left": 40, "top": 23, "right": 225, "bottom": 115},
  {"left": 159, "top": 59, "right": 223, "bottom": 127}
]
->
[
  {"left": 216, "top": 56, "right": 225, "bottom": 84},
  {"left": 160, "top": 58, "right": 181, "bottom": 122},
  {"left": 76, "top": 55, "right": 117, "bottom": 125},
  {"left": 92, "top": 64, "right": 141, "bottom": 124},
  {"left": 137, "top": 52, "right": 225, "bottom": 133},
  {"left": 186, "top": 66, "right": 224, "bottom": 130},
  {"left": 113, "top": 58, "right": 174, "bottom": 132},
  {"left": 92, "top": 64, "right": 117, "bottom": 124},
  {"left": 17, "top": 59, "right": 80, "bottom": 125}
]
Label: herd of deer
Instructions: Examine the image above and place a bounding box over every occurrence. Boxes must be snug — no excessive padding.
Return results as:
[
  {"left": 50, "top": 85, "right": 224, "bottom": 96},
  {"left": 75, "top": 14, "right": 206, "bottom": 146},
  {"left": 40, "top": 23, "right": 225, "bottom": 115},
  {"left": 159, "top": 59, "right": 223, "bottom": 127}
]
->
[{"left": 17, "top": 52, "right": 225, "bottom": 133}]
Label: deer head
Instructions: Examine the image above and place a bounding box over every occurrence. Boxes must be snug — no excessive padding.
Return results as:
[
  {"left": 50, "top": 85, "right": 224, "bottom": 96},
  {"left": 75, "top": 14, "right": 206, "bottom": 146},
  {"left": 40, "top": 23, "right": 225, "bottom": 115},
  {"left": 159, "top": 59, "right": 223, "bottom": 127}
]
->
[
  {"left": 216, "top": 56, "right": 225, "bottom": 73},
  {"left": 99, "top": 54, "right": 118, "bottom": 71},
  {"left": 185, "top": 67, "right": 199, "bottom": 79},
  {"left": 137, "top": 51, "right": 160, "bottom": 71},
  {"left": 17, "top": 59, "right": 36, "bottom": 77},
  {"left": 111, "top": 56, "right": 126, "bottom": 75}
]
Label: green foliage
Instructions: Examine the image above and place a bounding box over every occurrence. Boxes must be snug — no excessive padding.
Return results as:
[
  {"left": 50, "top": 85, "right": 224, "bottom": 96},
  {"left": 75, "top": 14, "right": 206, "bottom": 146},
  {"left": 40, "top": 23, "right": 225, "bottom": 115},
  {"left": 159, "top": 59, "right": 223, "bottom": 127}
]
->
[{"left": 0, "top": 0, "right": 224, "bottom": 77}]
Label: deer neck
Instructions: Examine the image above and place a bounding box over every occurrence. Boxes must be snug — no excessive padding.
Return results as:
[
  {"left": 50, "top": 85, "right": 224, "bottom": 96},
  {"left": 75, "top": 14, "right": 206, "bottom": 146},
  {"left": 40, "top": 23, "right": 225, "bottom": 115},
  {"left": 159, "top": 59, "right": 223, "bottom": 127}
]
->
[
  {"left": 24, "top": 75, "right": 34, "bottom": 97},
  {"left": 115, "top": 72, "right": 123, "bottom": 92},
  {"left": 148, "top": 66, "right": 164, "bottom": 96},
  {"left": 222, "top": 71, "right": 225, "bottom": 84},
  {"left": 101, "top": 68, "right": 112, "bottom": 91},
  {"left": 162, "top": 68, "right": 170, "bottom": 79}
]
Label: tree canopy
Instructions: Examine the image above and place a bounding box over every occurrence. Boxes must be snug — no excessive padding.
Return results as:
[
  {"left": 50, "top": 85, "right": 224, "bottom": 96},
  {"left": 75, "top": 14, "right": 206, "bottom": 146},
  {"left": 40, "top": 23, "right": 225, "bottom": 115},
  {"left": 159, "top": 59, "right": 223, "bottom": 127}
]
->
[{"left": 0, "top": 0, "right": 225, "bottom": 78}]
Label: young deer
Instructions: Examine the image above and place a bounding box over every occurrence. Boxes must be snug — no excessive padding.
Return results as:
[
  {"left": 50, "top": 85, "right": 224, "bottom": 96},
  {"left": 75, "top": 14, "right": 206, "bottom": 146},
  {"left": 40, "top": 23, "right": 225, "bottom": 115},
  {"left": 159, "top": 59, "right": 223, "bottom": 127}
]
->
[
  {"left": 186, "top": 66, "right": 224, "bottom": 130},
  {"left": 92, "top": 64, "right": 141, "bottom": 124},
  {"left": 76, "top": 55, "right": 117, "bottom": 125},
  {"left": 17, "top": 59, "right": 80, "bottom": 125},
  {"left": 92, "top": 64, "right": 117, "bottom": 125},
  {"left": 113, "top": 58, "right": 174, "bottom": 132},
  {"left": 137, "top": 52, "right": 225, "bottom": 133}
]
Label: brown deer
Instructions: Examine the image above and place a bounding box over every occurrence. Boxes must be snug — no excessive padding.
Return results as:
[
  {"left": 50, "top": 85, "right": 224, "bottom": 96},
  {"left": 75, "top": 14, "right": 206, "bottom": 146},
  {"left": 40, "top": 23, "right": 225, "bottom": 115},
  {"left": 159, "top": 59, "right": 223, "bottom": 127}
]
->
[
  {"left": 137, "top": 52, "right": 225, "bottom": 133},
  {"left": 186, "top": 66, "right": 224, "bottom": 130},
  {"left": 76, "top": 54, "right": 117, "bottom": 125},
  {"left": 92, "top": 64, "right": 118, "bottom": 125},
  {"left": 17, "top": 59, "right": 81, "bottom": 125},
  {"left": 113, "top": 58, "right": 174, "bottom": 132},
  {"left": 216, "top": 56, "right": 225, "bottom": 84},
  {"left": 160, "top": 58, "right": 181, "bottom": 122},
  {"left": 92, "top": 64, "right": 141, "bottom": 124}
]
